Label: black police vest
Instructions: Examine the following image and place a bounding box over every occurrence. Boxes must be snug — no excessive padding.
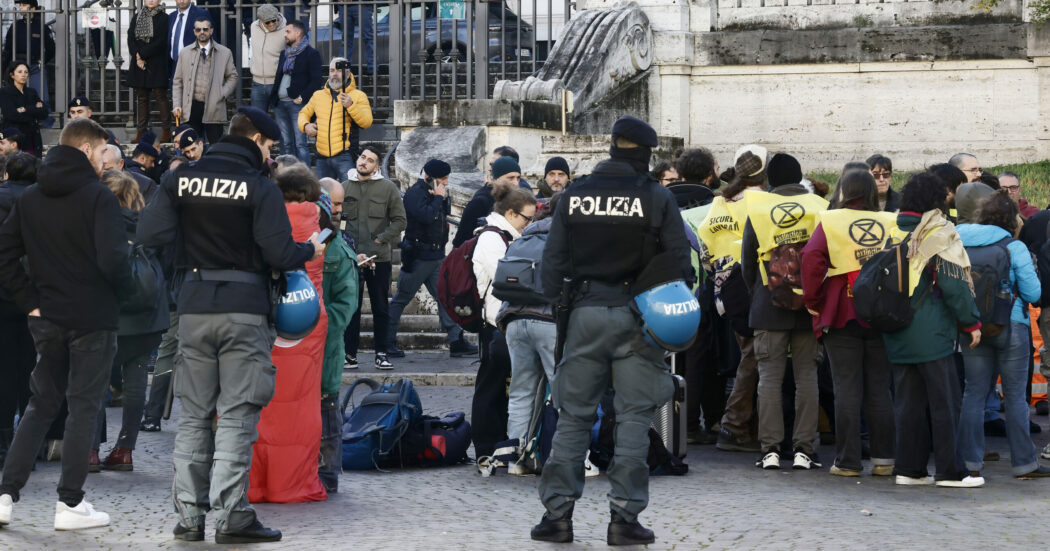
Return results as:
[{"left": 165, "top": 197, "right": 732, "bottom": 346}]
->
[
  {"left": 564, "top": 169, "right": 657, "bottom": 285},
  {"left": 172, "top": 164, "right": 265, "bottom": 273}
]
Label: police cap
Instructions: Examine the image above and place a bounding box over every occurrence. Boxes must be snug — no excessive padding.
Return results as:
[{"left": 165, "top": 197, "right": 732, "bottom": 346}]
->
[
  {"left": 423, "top": 159, "right": 451, "bottom": 179},
  {"left": 69, "top": 96, "right": 91, "bottom": 110},
  {"left": 133, "top": 141, "right": 159, "bottom": 159},
  {"left": 236, "top": 106, "right": 281, "bottom": 141},
  {"left": 610, "top": 115, "right": 658, "bottom": 148},
  {"left": 179, "top": 129, "right": 201, "bottom": 149},
  {"left": 0, "top": 127, "right": 23, "bottom": 141}
]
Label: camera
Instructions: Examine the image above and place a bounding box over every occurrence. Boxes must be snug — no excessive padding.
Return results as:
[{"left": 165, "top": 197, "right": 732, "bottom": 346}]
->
[{"left": 335, "top": 60, "right": 352, "bottom": 71}]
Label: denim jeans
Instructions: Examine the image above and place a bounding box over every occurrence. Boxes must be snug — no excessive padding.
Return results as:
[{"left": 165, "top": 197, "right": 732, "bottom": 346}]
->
[
  {"left": 250, "top": 82, "right": 273, "bottom": 111},
  {"left": 29, "top": 65, "right": 52, "bottom": 127},
  {"left": 273, "top": 100, "right": 310, "bottom": 164},
  {"left": 340, "top": 3, "right": 375, "bottom": 72},
  {"left": 958, "top": 323, "right": 1039, "bottom": 475},
  {"left": 315, "top": 150, "right": 358, "bottom": 182},
  {"left": 505, "top": 318, "right": 557, "bottom": 443},
  {"left": 388, "top": 257, "right": 461, "bottom": 349},
  {"left": 0, "top": 318, "right": 117, "bottom": 506}
]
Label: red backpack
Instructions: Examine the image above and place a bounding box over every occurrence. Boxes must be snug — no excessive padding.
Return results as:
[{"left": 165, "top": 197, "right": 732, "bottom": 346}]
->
[{"left": 438, "top": 226, "right": 511, "bottom": 333}]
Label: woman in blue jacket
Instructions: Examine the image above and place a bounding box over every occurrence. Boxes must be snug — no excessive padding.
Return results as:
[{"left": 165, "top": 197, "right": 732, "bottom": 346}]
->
[{"left": 956, "top": 191, "right": 1048, "bottom": 479}]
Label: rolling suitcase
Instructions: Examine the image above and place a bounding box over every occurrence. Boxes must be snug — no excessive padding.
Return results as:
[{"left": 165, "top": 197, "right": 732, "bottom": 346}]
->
[{"left": 652, "top": 372, "right": 687, "bottom": 459}]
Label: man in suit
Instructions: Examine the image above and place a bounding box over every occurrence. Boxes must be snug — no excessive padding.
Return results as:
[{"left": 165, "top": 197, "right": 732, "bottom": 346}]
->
[
  {"left": 168, "top": 0, "right": 210, "bottom": 79},
  {"left": 171, "top": 16, "right": 238, "bottom": 145}
]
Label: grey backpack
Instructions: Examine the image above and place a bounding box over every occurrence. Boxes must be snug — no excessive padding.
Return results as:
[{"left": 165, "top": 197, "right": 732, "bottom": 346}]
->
[{"left": 492, "top": 231, "right": 551, "bottom": 305}]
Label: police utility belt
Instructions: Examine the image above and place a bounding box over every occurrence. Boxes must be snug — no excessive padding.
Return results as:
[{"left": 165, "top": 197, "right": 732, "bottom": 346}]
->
[
  {"left": 185, "top": 268, "right": 269, "bottom": 286},
  {"left": 577, "top": 279, "right": 632, "bottom": 296}
]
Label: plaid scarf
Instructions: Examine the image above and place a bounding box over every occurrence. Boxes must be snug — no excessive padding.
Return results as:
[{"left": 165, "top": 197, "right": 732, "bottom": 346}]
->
[{"left": 282, "top": 34, "right": 310, "bottom": 74}]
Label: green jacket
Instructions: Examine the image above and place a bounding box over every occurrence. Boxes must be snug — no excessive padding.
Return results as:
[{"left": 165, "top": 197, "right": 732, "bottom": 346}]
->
[
  {"left": 681, "top": 204, "right": 712, "bottom": 293},
  {"left": 881, "top": 213, "right": 980, "bottom": 365},
  {"left": 321, "top": 237, "right": 359, "bottom": 396},
  {"left": 342, "top": 173, "right": 407, "bottom": 263}
]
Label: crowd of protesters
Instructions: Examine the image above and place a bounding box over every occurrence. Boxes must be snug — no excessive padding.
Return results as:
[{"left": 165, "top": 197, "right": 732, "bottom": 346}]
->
[{"left": 0, "top": 2, "right": 1045, "bottom": 538}]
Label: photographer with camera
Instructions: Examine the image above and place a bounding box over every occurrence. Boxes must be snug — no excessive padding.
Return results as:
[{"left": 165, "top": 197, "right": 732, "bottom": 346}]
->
[{"left": 297, "top": 57, "right": 372, "bottom": 181}]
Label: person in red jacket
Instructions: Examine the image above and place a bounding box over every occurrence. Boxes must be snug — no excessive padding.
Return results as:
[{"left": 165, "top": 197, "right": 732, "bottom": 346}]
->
[{"left": 800, "top": 168, "right": 896, "bottom": 478}]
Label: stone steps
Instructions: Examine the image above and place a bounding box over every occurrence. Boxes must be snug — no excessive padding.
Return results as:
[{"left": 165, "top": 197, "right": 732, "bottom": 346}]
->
[{"left": 358, "top": 331, "right": 477, "bottom": 351}]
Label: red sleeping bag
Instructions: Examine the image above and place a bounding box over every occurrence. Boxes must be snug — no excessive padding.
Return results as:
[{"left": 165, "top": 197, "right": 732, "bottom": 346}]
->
[{"left": 249, "top": 201, "right": 329, "bottom": 503}]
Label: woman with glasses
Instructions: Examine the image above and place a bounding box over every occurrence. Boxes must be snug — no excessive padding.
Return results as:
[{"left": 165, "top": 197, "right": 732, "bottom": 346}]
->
[
  {"left": 865, "top": 154, "right": 900, "bottom": 212},
  {"left": 127, "top": 0, "right": 170, "bottom": 143}
]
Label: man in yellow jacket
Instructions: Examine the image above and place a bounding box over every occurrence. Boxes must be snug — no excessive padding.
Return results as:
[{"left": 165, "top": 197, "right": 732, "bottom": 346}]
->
[{"left": 298, "top": 57, "right": 373, "bottom": 180}]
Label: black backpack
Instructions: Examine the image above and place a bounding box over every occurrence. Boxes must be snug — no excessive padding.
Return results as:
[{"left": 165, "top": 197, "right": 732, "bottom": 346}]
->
[
  {"left": 853, "top": 235, "right": 929, "bottom": 332},
  {"left": 965, "top": 237, "right": 1015, "bottom": 338},
  {"left": 1037, "top": 239, "right": 1050, "bottom": 309}
]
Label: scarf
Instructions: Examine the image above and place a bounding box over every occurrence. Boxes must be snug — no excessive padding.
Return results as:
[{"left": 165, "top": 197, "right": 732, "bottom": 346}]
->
[
  {"left": 907, "top": 209, "right": 974, "bottom": 295},
  {"left": 134, "top": 6, "right": 164, "bottom": 42},
  {"left": 282, "top": 34, "right": 310, "bottom": 75}
]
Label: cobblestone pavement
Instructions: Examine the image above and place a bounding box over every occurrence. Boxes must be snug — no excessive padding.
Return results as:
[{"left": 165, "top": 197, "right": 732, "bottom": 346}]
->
[{"left": 2, "top": 384, "right": 1050, "bottom": 550}]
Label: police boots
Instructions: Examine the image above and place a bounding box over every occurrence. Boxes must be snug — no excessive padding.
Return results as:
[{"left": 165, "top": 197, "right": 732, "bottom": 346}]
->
[
  {"left": 530, "top": 505, "right": 573, "bottom": 543},
  {"left": 607, "top": 511, "right": 655, "bottom": 546}
]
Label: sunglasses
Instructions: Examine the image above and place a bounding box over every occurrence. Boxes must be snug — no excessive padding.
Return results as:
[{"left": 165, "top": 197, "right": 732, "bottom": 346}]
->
[{"left": 194, "top": 27, "right": 211, "bottom": 32}]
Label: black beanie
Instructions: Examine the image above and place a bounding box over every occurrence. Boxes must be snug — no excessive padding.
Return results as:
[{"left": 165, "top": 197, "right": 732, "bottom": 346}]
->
[
  {"left": 767, "top": 153, "right": 803, "bottom": 189},
  {"left": 544, "top": 156, "right": 570, "bottom": 177}
]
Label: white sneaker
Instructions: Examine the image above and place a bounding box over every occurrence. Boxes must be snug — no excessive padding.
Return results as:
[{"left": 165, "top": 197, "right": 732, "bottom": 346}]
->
[
  {"left": 935, "top": 476, "right": 985, "bottom": 488},
  {"left": 0, "top": 493, "right": 12, "bottom": 525},
  {"left": 583, "top": 453, "right": 600, "bottom": 478},
  {"left": 895, "top": 475, "right": 935, "bottom": 486},
  {"left": 792, "top": 450, "right": 822, "bottom": 470},
  {"left": 1041, "top": 442, "right": 1050, "bottom": 460},
  {"left": 54, "top": 500, "right": 110, "bottom": 530},
  {"left": 756, "top": 451, "right": 780, "bottom": 470}
]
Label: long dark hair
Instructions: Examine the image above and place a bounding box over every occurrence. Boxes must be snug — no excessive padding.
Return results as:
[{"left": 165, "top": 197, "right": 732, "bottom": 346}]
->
[
  {"left": 6, "top": 60, "right": 28, "bottom": 86},
  {"left": 830, "top": 170, "right": 878, "bottom": 211}
]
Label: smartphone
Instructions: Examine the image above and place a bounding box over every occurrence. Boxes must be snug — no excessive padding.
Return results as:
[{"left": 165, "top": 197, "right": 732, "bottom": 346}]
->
[
  {"left": 357, "top": 254, "right": 377, "bottom": 267},
  {"left": 317, "top": 228, "right": 334, "bottom": 244}
]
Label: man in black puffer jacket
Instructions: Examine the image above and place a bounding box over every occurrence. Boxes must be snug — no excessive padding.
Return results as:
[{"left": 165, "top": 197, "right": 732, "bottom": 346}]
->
[{"left": 0, "top": 120, "right": 135, "bottom": 531}]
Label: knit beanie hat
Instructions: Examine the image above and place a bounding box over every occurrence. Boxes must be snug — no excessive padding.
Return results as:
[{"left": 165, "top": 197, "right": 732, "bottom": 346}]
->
[
  {"left": 767, "top": 153, "right": 803, "bottom": 189},
  {"left": 544, "top": 156, "right": 570, "bottom": 177},
  {"left": 491, "top": 156, "right": 521, "bottom": 180}
]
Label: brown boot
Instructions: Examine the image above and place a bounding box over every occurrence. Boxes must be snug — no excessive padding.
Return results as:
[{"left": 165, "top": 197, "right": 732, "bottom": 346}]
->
[
  {"left": 160, "top": 128, "right": 172, "bottom": 144},
  {"left": 88, "top": 449, "right": 101, "bottom": 473},
  {"left": 101, "top": 447, "right": 133, "bottom": 472}
]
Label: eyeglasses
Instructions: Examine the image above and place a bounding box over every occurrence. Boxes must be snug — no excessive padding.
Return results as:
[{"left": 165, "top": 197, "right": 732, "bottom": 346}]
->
[
  {"left": 264, "top": 19, "right": 278, "bottom": 24},
  {"left": 1001, "top": 184, "right": 1021, "bottom": 191},
  {"left": 660, "top": 177, "right": 678, "bottom": 184},
  {"left": 513, "top": 210, "right": 534, "bottom": 222},
  {"left": 872, "top": 171, "right": 892, "bottom": 180},
  {"left": 193, "top": 27, "right": 211, "bottom": 32},
  {"left": 963, "top": 167, "right": 982, "bottom": 173}
]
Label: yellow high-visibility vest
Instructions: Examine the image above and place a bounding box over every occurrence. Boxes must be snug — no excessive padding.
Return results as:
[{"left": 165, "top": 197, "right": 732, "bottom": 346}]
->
[
  {"left": 697, "top": 196, "right": 747, "bottom": 267},
  {"left": 747, "top": 191, "right": 829, "bottom": 284},
  {"left": 818, "top": 210, "right": 904, "bottom": 277}
]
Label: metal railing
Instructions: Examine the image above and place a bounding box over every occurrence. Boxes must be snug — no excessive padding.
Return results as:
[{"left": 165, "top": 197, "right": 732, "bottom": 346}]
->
[{"left": 3, "top": 0, "right": 573, "bottom": 127}]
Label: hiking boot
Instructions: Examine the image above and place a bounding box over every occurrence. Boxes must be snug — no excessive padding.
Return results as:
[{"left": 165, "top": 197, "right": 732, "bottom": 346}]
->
[
  {"left": 387, "top": 347, "right": 406, "bottom": 358},
  {"left": 607, "top": 512, "right": 655, "bottom": 546},
  {"left": 793, "top": 449, "right": 822, "bottom": 470},
  {"left": 173, "top": 516, "right": 205, "bottom": 541},
  {"left": 375, "top": 353, "right": 393, "bottom": 370},
  {"left": 450, "top": 337, "right": 478, "bottom": 358},
  {"left": 716, "top": 428, "right": 760, "bottom": 452},
  {"left": 344, "top": 354, "right": 358, "bottom": 369},
  {"left": 756, "top": 451, "right": 780, "bottom": 470},
  {"left": 215, "top": 519, "right": 282, "bottom": 544},
  {"left": 101, "top": 448, "right": 133, "bottom": 472},
  {"left": 871, "top": 464, "right": 894, "bottom": 477},
  {"left": 54, "top": 500, "right": 110, "bottom": 530},
  {"left": 88, "top": 450, "right": 101, "bottom": 473},
  {"left": 530, "top": 512, "right": 573, "bottom": 543},
  {"left": 139, "top": 418, "right": 161, "bottom": 432},
  {"left": 829, "top": 465, "right": 860, "bottom": 477}
]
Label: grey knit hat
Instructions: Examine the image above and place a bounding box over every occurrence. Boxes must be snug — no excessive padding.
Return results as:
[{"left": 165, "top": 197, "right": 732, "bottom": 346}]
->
[{"left": 257, "top": 4, "right": 280, "bottom": 22}]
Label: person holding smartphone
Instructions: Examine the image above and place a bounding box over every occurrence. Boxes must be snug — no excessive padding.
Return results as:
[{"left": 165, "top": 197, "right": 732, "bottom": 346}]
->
[{"left": 388, "top": 159, "right": 477, "bottom": 361}]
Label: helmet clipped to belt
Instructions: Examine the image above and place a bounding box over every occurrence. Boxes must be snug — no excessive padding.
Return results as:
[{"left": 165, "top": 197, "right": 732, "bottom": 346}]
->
[
  {"left": 630, "top": 252, "right": 700, "bottom": 352},
  {"left": 274, "top": 269, "right": 320, "bottom": 348}
]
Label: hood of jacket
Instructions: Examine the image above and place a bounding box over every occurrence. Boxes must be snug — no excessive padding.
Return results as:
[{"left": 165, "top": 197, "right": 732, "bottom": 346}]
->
[
  {"left": 480, "top": 212, "right": 521, "bottom": 240},
  {"left": 251, "top": 14, "right": 285, "bottom": 34},
  {"left": 346, "top": 168, "right": 385, "bottom": 182},
  {"left": 522, "top": 216, "right": 553, "bottom": 237},
  {"left": 955, "top": 223, "right": 1011, "bottom": 247},
  {"left": 37, "top": 145, "right": 98, "bottom": 197}
]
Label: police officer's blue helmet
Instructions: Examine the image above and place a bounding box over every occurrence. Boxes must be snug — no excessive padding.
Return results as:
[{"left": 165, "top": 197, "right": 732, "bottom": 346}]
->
[
  {"left": 633, "top": 280, "right": 700, "bottom": 352},
  {"left": 274, "top": 270, "right": 320, "bottom": 348}
]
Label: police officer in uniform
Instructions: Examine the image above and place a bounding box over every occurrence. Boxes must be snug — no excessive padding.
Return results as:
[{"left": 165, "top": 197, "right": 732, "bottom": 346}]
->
[
  {"left": 137, "top": 106, "right": 323, "bottom": 544},
  {"left": 533, "top": 116, "right": 694, "bottom": 546}
]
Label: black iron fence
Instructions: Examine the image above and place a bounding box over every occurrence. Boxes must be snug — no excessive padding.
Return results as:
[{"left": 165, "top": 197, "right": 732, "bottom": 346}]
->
[{"left": 2, "top": 0, "right": 572, "bottom": 127}]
